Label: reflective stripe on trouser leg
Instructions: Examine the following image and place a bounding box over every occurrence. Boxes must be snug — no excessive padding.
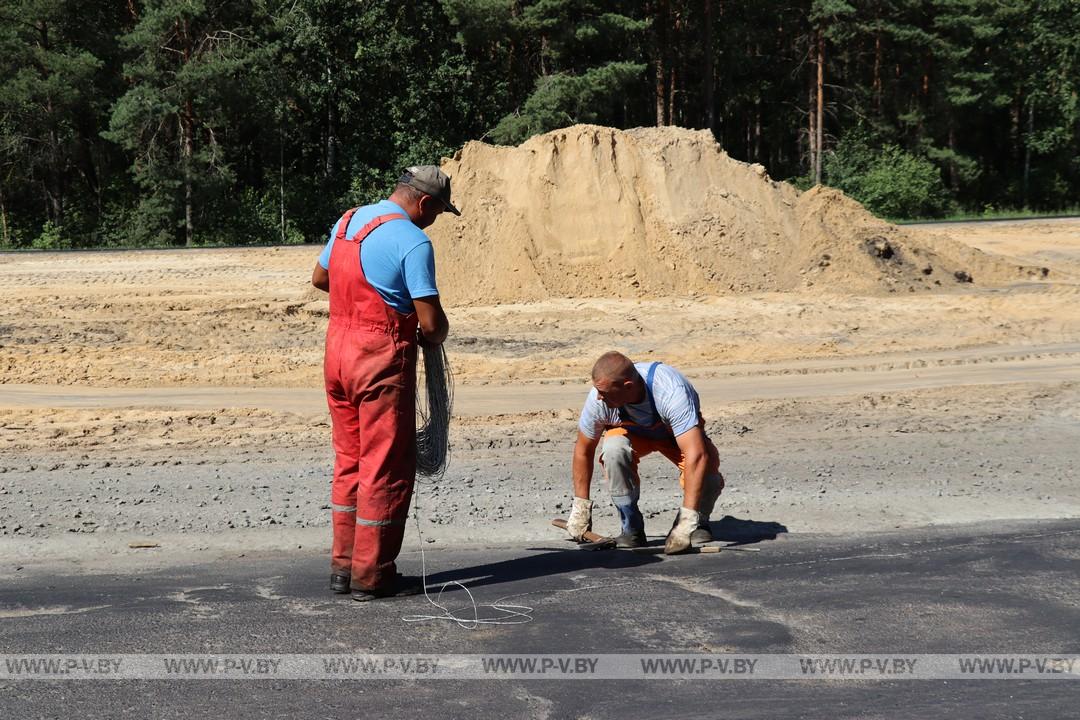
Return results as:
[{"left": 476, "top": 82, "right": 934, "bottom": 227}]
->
[
  {"left": 356, "top": 516, "right": 404, "bottom": 527},
  {"left": 351, "top": 377, "right": 417, "bottom": 590},
  {"left": 327, "top": 388, "right": 361, "bottom": 575}
]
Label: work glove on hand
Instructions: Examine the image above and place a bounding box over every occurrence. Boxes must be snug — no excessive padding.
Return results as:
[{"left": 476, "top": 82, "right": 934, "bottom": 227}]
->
[
  {"left": 664, "top": 507, "right": 702, "bottom": 555},
  {"left": 565, "top": 496, "right": 594, "bottom": 541}
]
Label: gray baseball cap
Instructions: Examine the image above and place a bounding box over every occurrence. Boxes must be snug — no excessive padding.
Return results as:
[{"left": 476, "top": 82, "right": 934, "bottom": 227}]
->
[{"left": 399, "top": 165, "right": 461, "bottom": 216}]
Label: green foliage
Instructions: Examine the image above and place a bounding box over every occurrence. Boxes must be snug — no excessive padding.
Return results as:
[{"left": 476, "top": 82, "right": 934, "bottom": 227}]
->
[
  {"left": 104, "top": 0, "right": 262, "bottom": 246},
  {"left": 491, "top": 62, "right": 646, "bottom": 144},
  {"left": 114, "top": 193, "right": 181, "bottom": 247},
  {"left": 0, "top": 0, "right": 1078, "bottom": 244},
  {"left": 825, "top": 130, "right": 954, "bottom": 219},
  {"left": 32, "top": 219, "right": 66, "bottom": 249},
  {"left": 0, "top": 0, "right": 123, "bottom": 239},
  {"left": 475, "top": 1, "right": 649, "bottom": 144},
  {"left": 230, "top": 188, "right": 306, "bottom": 246},
  {"left": 857, "top": 148, "right": 954, "bottom": 219}
]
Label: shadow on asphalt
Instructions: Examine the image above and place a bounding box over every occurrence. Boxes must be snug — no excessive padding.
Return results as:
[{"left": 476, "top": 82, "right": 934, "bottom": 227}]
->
[
  {"left": 422, "top": 544, "right": 662, "bottom": 593},
  {"left": 421, "top": 516, "right": 787, "bottom": 594},
  {"left": 711, "top": 515, "right": 788, "bottom": 544}
]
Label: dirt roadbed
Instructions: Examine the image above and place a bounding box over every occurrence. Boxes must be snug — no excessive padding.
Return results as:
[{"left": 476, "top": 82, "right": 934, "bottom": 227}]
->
[{"left": 3, "top": 221, "right": 1080, "bottom": 574}]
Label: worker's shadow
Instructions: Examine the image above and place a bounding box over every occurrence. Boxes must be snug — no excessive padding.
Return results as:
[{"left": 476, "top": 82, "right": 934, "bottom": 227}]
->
[
  {"left": 708, "top": 515, "right": 788, "bottom": 545},
  {"left": 420, "top": 542, "right": 663, "bottom": 594},
  {"left": 419, "top": 515, "right": 786, "bottom": 594}
]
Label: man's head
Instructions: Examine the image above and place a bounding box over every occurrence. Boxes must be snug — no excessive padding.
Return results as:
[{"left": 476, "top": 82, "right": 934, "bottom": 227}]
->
[
  {"left": 591, "top": 351, "right": 644, "bottom": 408},
  {"left": 389, "top": 165, "right": 461, "bottom": 229}
]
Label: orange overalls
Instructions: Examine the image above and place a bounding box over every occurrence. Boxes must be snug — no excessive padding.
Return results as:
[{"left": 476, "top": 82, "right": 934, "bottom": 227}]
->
[{"left": 324, "top": 208, "right": 419, "bottom": 591}]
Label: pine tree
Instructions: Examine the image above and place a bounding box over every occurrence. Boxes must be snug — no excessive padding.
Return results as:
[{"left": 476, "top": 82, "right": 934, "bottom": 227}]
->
[
  {"left": 0, "top": 0, "right": 121, "bottom": 243},
  {"left": 485, "top": 0, "right": 648, "bottom": 143},
  {"left": 106, "top": 0, "right": 258, "bottom": 245}
]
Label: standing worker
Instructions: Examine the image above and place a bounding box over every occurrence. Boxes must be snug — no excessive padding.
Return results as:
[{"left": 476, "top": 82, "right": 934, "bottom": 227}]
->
[
  {"left": 311, "top": 166, "right": 458, "bottom": 601},
  {"left": 565, "top": 351, "right": 726, "bottom": 554}
]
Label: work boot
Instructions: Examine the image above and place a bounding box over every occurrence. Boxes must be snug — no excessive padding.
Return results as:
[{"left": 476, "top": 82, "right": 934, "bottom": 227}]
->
[
  {"left": 330, "top": 571, "right": 350, "bottom": 594},
  {"left": 691, "top": 471, "right": 723, "bottom": 545},
  {"left": 613, "top": 498, "right": 646, "bottom": 548},
  {"left": 614, "top": 528, "right": 647, "bottom": 548},
  {"left": 351, "top": 574, "right": 424, "bottom": 602},
  {"left": 664, "top": 507, "right": 701, "bottom": 555},
  {"left": 689, "top": 516, "right": 713, "bottom": 546}
]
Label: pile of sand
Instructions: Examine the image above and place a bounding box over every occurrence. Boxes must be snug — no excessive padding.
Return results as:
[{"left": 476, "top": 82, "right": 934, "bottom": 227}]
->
[{"left": 429, "top": 125, "right": 1045, "bottom": 304}]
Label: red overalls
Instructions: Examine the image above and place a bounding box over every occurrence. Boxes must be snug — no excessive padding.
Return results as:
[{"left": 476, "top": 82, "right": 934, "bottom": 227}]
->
[{"left": 324, "top": 208, "right": 419, "bottom": 591}]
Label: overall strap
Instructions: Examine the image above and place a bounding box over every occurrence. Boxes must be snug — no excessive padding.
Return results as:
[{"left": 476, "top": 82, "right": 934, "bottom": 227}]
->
[
  {"left": 346, "top": 213, "right": 408, "bottom": 244},
  {"left": 334, "top": 208, "right": 360, "bottom": 243},
  {"left": 617, "top": 362, "right": 663, "bottom": 426},
  {"left": 643, "top": 362, "right": 662, "bottom": 425}
]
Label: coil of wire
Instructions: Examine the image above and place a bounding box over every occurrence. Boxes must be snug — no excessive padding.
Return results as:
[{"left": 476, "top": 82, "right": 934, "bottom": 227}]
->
[{"left": 415, "top": 343, "right": 453, "bottom": 478}]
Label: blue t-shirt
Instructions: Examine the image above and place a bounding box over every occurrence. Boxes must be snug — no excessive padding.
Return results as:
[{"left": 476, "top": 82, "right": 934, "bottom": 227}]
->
[{"left": 317, "top": 200, "right": 438, "bottom": 313}]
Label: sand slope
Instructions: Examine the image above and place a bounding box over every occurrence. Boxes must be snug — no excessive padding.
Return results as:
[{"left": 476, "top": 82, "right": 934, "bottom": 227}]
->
[{"left": 430, "top": 125, "right": 1045, "bottom": 304}]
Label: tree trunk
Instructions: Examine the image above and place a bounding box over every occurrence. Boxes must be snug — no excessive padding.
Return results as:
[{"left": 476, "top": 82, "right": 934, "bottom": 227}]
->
[
  {"left": 508, "top": 0, "right": 521, "bottom": 101},
  {"left": 183, "top": 106, "right": 194, "bottom": 247},
  {"left": 325, "top": 64, "right": 336, "bottom": 178},
  {"left": 873, "top": 31, "right": 882, "bottom": 114},
  {"left": 37, "top": 20, "right": 64, "bottom": 226},
  {"left": 746, "top": 110, "right": 752, "bottom": 160},
  {"left": 669, "top": 3, "right": 683, "bottom": 126},
  {"left": 754, "top": 95, "right": 762, "bottom": 162},
  {"left": 808, "top": 48, "right": 816, "bottom": 181},
  {"left": 919, "top": 56, "right": 930, "bottom": 136},
  {"left": 181, "top": 17, "right": 195, "bottom": 247},
  {"left": 947, "top": 124, "right": 957, "bottom": 191},
  {"left": 279, "top": 117, "right": 286, "bottom": 244},
  {"left": 654, "top": 0, "right": 669, "bottom": 126},
  {"left": 0, "top": 177, "right": 9, "bottom": 246},
  {"left": 668, "top": 65, "right": 677, "bottom": 126},
  {"left": 815, "top": 28, "right": 825, "bottom": 186},
  {"left": 717, "top": 0, "right": 727, "bottom": 138},
  {"left": 46, "top": 121, "right": 63, "bottom": 225},
  {"left": 702, "top": 0, "right": 715, "bottom": 132},
  {"left": 1010, "top": 97, "right": 1021, "bottom": 160},
  {"left": 1023, "top": 102, "right": 1034, "bottom": 207}
]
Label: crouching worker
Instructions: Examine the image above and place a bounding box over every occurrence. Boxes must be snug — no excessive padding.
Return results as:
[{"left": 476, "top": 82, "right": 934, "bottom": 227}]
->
[{"left": 566, "top": 351, "right": 726, "bottom": 554}]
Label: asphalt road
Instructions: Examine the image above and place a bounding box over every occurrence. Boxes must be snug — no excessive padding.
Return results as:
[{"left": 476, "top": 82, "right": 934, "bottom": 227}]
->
[{"left": 2, "top": 519, "right": 1078, "bottom": 718}]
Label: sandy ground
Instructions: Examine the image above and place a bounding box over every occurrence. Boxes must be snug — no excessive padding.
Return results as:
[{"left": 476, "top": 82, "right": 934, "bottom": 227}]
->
[
  {"left": 2, "top": 219, "right": 1079, "bottom": 576},
  {"left": 909, "top": 217, "right": 1080, "bottom": 275}
]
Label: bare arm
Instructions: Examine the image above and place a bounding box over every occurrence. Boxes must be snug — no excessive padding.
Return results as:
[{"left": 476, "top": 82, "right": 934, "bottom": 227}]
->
[
  {"left": 572, "top": 431, "right": 600, "bottom": 499},
  {"left": 674, "top": 426, "right": 707, "bottom": 509},
  {"left": 311, "top": 262, "right": 329, "bottom": 292},
  {"left": 413, "top": 295, "right": 449, "bottom": 345}
]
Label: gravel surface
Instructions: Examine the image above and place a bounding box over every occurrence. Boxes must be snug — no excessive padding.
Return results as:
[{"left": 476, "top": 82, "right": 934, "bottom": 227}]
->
[{"left": 3, "top": 381, "right": 1078, "bottom": 577}]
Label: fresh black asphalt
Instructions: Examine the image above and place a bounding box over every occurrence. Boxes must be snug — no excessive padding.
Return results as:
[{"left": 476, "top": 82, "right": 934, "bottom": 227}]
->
[{"left": 2, "top": 518, "right": 1078, "bottom": 719}]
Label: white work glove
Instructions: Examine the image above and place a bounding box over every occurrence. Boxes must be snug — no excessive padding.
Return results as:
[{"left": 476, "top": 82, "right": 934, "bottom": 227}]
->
[
  {"left": 565, "top": 496, "right": 594, "bottom": 541},
  {"left": 664, "top": 507, "right": 702, "bottom": 555}
]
